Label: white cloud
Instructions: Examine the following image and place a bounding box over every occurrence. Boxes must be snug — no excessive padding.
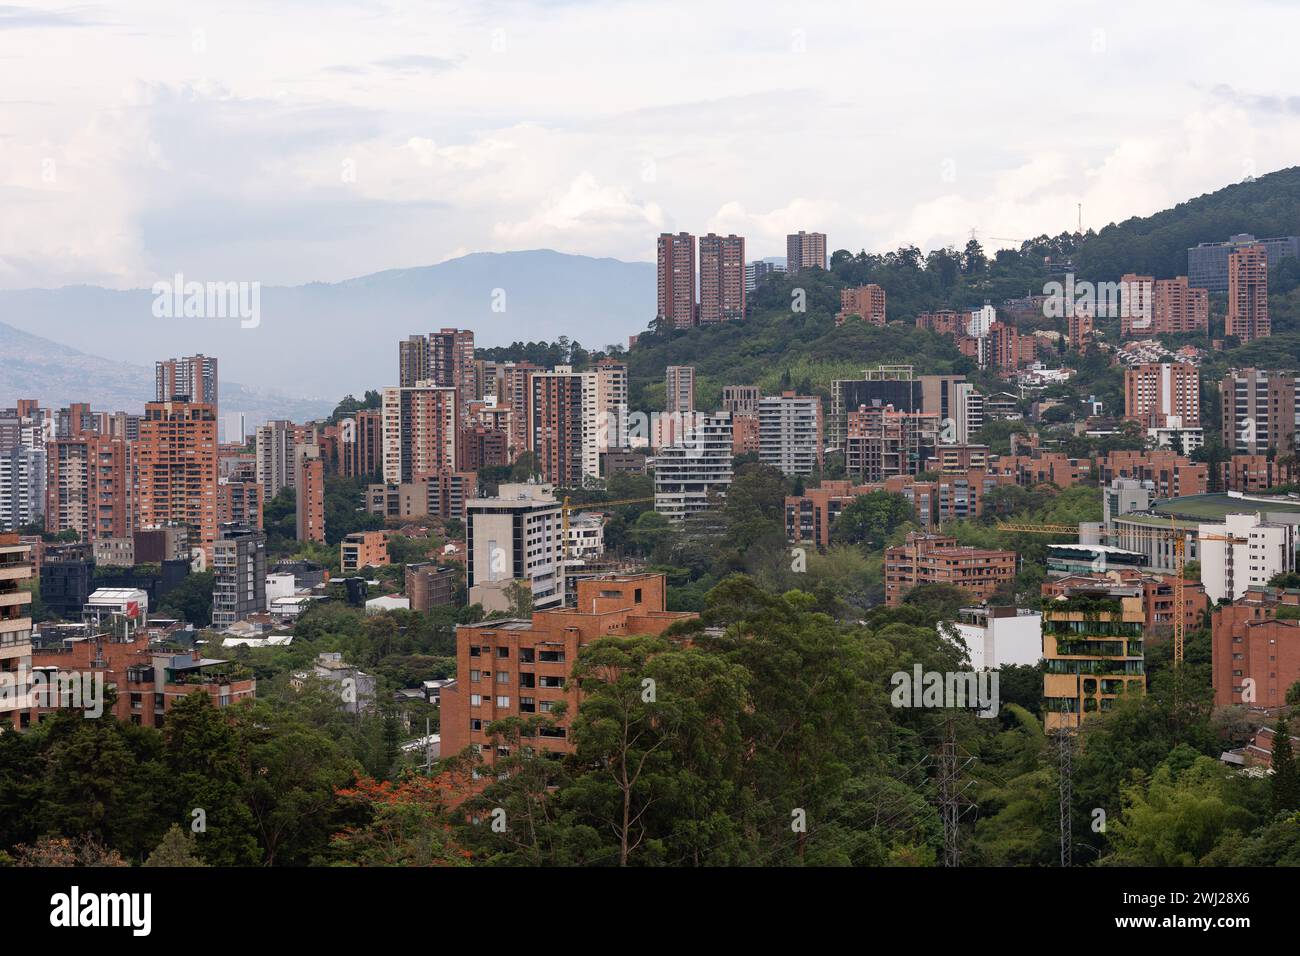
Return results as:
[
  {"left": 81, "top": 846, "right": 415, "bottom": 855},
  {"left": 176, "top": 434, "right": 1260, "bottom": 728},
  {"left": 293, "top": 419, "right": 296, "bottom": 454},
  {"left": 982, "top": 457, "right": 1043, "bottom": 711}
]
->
[{"left": 3, "top": 0, "right": 1300, "bottom": 287}]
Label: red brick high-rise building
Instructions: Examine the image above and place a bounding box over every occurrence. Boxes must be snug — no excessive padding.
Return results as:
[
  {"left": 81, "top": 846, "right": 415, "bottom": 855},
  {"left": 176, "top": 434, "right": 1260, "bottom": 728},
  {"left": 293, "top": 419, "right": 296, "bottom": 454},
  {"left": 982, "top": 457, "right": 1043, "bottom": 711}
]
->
[
  {"left": 1226, "top": 244, "right": 1270, "bottom": 342},
  {"left": 1123, "top": 362, "right": 1200, "bottom": 427},
  {"left": 399, "top": 329, "right": 477, "bottom": 413},
  {"left": 656, "top": 232, "right": 696, "bottom": 330},
  {"left": 135, "top": 399, "right": 219, "bottom": 561},
  {"left": 836, "top": 284, "right": 886, "bottom": 326},
  {"left": 1118, "top": 275, "right": 1209, "bottom": 337},
  {"left": 295, "top": 447, "right": 325, "bottom": 543},
  {"left": 341, "top": 409, "right": 382, "bottom": 479},
  {"left": 786, "top": 231, "right": 827, "bottom": 274},
  {"left": 500, "top": 362, "right": 540, "bottom": 459},
  {"left": 155, "top": 354, "right": 218, "bottom": 409},
  {"left": 698, "top": 233, "right": 745, "bottom": 324},
  {"left": 381, "top": 384, "right": 458, "bottom": 485},
  {"left": 45, "top": 435, "right": 130, "bottom": 542},
  {"left": 217, "top": 478, "right": 263, "bottom": 531}
]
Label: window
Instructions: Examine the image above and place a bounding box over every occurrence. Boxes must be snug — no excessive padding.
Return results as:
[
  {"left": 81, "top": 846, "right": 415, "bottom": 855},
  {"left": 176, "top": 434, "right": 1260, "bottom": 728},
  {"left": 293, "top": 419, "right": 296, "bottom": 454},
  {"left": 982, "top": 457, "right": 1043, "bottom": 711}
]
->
[
  {"left": 470, "top": 669, "right": 481, "bottom": 681},
  {"left": 540, "top": 700, "right": 554, "bottom": 712},
  {"left": 634, "top": 588, "right": 642, "bottom": 603},
  {"left": 470, "top": 646, "right": 481, "bottom": 657},
  {"left": 519, "top": 648, "right": 535, "bottom": 663},
  {"left": 497, "top": 671, "right": 509, "bottom": 684},
  {"left": 470, "top": 694, "right": 482, "bottom": 706},
  {"left": 495, "top": 695, "right": 510, "bottom": 707},
  {"left": 519, "top": 672, "right": 535, "bottom": 688},
  {"left": 539, "top": 650, "right": 565, "bottom": 663},
  {"left": 497, "top": 647, "right": 509, "bottom": 658},
  {"left": 540, "top": 675, "right": 563, "bottom": 688},
  {"left": 470, "top": 718, "right": 482, "bottom": 731},
  {"left": 520, "top": 697, "right": 536, "bottom": 713}
]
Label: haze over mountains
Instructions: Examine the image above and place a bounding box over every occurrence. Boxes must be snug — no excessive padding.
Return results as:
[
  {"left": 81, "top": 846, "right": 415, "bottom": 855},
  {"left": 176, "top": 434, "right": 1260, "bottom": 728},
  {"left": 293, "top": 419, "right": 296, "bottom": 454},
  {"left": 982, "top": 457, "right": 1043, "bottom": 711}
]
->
[{"left": 0, "top": 250, "right": 655, "bottom": 421}]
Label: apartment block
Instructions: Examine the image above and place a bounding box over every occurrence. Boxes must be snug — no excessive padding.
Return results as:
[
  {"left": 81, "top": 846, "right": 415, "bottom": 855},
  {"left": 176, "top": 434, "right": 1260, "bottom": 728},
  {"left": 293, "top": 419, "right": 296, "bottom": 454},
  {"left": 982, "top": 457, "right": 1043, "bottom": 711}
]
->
[
  {"left": 786, "top": 231, "right": 827, "bottom": 273},
  {"left": 399, "top": 329, "right": 477, "bottom": 410},
  {"left": 1226, "top": 244, "right": 1270, "bottom": 342},
  {"left": 406, "top": 562, "right": 458, "bottom": 611},
  {"left": 366, "top": 472, "right": 477, "bottom": 524},
  {"left": 45, "top": 435, "right": 129, "bottom": 542},
  {"left": 656, "top": 232, "right": 697, "bottom": 329},
  {"left": 531, "top": 367, "right": 599, "bottom": 487},
  {"left": 698, "top": 233, "right": 746, "bottom": 324},
  {"left": 1120, "top": 275, "right": 1209, "bottom": 337},
  {"left": 136, "top": 400, "right": 219, "bottom": 561},
  {"left": 382, "top": 383, "right": 458, "bottom": 485},
  {"left": 501, "top": 362, "right": 541, "bottom": 459},
  {"left": 211, "top": 524, "right": 267, "bottom": 630},
  {"left": 0, "top": 535, "right": 34, "bottom": 730},
  {"left": 341, "top": 530, "right": 390, "bottom": 575},
  {"left": 883, "top": 532, "right": 1016, "bottom": 607},
  {"left": 1221, "top": 368, "right": 1299, "bottom": 456},
  {"left": 466, "top": 482, "right": 564, "bottom": 611},
  {"left": 295, "top": 445, "right": 326, "bottom": 544},
  {"left": 835, "top": 284, "right": 886, "bottom": 326},
  {"left": 1199, "top": 512, "right": 1296, "bottom": 603},
  {"left": 1223, "top": 454, "right": 1298, "bottom": 493},
  {"left": 1123, "top": 362, "right": 1200, "bottom": 427},
  {"left": 440, "top": 574, "right": 695, "bottom": 765},
  {"left": 1098, "top": 450, "right": 1207, "bottom": 498},
  {"left": 653, "top": 413, "right": 734, "bottom": 522},
  {"left": 731, "top": 411, "right": 760, "bottom": 456},
  {"left": 665, "top": 366, "right": 695, "bottom": 415},
  {"left": 758, "top": 392, "right": 823, "bottom": 476},
  {"left": 721, "top": 385, "right": 760, "bottom": 415},
  {"left": 844, "top": 405, "right": 939, "bottom": 482},
  {"left": 0, "top": 445, "right": 45, "bottom": 532},
  {"left": 156, "top": 354, "right": 218, "bottom": 409},
  {"left": 830, "top": 366, "right": 922, "bottom": 447},
  {"left": 217, "top": 479, "right": 263, "bottom": 531},
  {"left": 341, "top": 409, "right": 382, "bottom": 479},
  {"left": 1042, "top": 581, "right": 1147, "bottom": 732},
  {"left": 1212, "top": 587, "right": 1300, "bottom": 708},
  {"left": 32, "top": 634, "right": 255, "bottom": 727}
]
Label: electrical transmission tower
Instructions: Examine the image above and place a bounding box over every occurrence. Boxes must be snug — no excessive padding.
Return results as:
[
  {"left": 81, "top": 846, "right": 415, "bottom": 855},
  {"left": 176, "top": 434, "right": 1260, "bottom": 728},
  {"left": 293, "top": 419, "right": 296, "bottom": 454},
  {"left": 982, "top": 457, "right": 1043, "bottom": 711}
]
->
[
  {"left": 1056, "top": 728, "right": 1074, "bottom": 868},
  {"left": 936, "top": 716, "right": 975, "bottom": 867}
]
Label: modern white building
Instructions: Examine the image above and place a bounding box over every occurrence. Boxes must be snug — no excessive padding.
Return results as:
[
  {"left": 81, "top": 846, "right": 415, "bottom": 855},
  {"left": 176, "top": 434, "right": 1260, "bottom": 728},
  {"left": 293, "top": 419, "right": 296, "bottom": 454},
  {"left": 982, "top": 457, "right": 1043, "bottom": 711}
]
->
[
  {"left": 466, "top": 482, "right": 564, "bottom": 611},
  {"left": 967, "top": 304, "right": 996, "bottom": 338},
  {"left": 1199, "top": 512, "right": 1297, "bottom": 603},
  {"left": 944, "top": 606, "right": 1043, "bottom": 670},
  {"left": 653, "top": 412, "right": 734, "bottom": 522},
  {"left": 566, "top": 511, "right": 606, "bottom": 560},
  {"left": 1147, "top": 414, "right": 1204, "bottom": 457},
  {"left": 758, "top": 392, "right": 822, "bottom": 476},
  {"left": 82, "top": 587, "right": 149, "bottom": 626},
  {"left": 950, "top": 383, "right": 985, "bottom": 445},
  {"left": 0, "top": 445, "right": 45, "bottom": 532}
]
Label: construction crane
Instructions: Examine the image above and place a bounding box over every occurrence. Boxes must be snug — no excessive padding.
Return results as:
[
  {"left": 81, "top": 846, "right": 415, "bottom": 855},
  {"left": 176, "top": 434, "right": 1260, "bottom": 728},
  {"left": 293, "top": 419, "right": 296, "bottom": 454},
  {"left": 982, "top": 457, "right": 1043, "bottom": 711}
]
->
[
  {"left": 561, "top": 495, "right": 656, "bottom": 561},
  {"left": 994, "top": 518, "right": 1243, "bottom": 666}
]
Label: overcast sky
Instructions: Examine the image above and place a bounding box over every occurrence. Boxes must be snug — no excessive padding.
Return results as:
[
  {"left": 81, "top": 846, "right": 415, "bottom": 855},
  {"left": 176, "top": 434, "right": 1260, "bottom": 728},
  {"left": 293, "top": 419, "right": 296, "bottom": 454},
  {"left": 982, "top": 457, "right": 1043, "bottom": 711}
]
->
[{"left": 2, "top": 0, "right": 1300, "bottom": 290}]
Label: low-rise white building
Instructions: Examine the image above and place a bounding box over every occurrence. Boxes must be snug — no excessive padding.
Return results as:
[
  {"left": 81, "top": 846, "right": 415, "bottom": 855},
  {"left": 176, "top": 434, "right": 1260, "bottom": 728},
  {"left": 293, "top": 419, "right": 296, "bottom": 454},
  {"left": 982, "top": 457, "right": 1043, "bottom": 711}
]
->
[
  {"left": 943, "top": 606, "right": 1043, "bottom": 670},
  {"left": 1199, "top": 512, "right": 1297, "bottom": 603}
]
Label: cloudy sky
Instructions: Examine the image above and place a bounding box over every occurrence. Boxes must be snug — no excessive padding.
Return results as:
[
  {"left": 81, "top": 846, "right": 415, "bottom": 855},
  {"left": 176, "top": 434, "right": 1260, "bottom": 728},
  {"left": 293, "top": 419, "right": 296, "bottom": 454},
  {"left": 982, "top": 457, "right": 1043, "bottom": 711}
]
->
[{"left": 2, "top": 0, "right": 1299, "bottom": 290}]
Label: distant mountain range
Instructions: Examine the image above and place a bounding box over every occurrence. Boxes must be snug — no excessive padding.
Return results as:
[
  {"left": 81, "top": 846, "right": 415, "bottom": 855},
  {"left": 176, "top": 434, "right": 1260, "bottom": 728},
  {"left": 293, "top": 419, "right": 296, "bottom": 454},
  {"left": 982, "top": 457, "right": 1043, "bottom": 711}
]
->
[
  {"left": 0, "top": 320, "right": 338, "bottom": 430},
  {"left": 0, "top": 249, "right": 655, "bottom": 420}
]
